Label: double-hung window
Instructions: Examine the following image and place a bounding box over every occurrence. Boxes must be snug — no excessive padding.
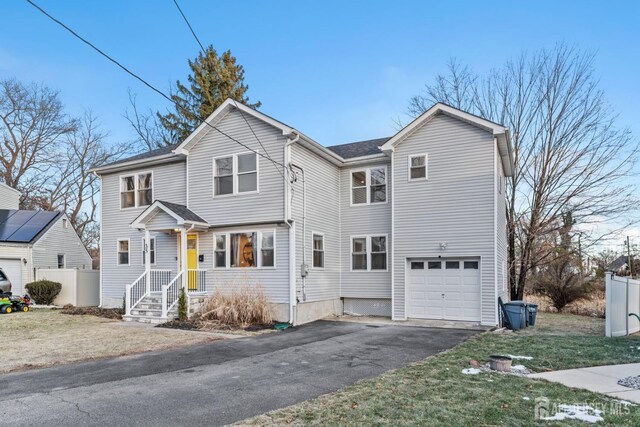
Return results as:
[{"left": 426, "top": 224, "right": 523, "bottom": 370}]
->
[
  {"left": 351, "top": 235, "right": 387, "bottom": 271},
  {"left": 214, "top": 230, "right": 275, "bottom": 268},
  {"left": 117, "top": 239, "right": 130, "bottom": 266},
  {"left": 214, "top": 153, "right": 258, "bottom": 196},
  {"left": 57, "top": 254, "right": 65, "bottom": 269},
  {"left": 408, "top": 154, "right": 428, "bottom": 181},
  {"left": 312, "top": 233, "right": 324, "bottom": 268},
  {"left": 351, "top": 167, "right": 387, "bottom": 205},
  {"left": 120, "top": 172, "right": 153, "bottom": 208},
  {"left": 141, "top": 237, "right": 156, "bottom": 265}
]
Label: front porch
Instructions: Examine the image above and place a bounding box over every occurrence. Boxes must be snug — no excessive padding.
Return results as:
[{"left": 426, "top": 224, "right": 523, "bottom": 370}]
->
[{"left": 124, "top": 200, "right": 210, "bottom": 323}]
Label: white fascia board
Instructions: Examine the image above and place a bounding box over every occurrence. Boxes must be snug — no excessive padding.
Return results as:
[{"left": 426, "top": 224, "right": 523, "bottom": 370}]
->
[{"left": 91, "top": 154, "right": 184, "bottom": 175}]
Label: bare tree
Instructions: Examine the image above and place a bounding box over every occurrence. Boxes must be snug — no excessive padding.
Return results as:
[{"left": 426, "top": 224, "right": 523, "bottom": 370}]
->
[
  {"left": 408, "top": 44, "right": 639, "bottom": 300},
  {"left": 124, "top": 89, "right": 172, "bottom": 151},
  {"left": 0, "top": 79, "right": 77, "bottom": 200},
  {"left": 47, "top": 112, "right": 124, "bottom": 249}
]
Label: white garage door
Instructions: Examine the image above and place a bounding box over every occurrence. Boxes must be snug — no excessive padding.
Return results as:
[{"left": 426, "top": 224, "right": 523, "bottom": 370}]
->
[
  {"left": 0, "top": 259, "right": 23, "bottom": 295},
  {"left": 408, "top": 258, "right": 481, "bottom": 321}
]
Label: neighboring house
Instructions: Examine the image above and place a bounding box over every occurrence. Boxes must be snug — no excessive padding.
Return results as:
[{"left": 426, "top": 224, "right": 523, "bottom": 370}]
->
[
  {"left": 94, "top": 100, "right": 513, "bottom": 325},
  {"left": 0, "top": 184, "right": 92, "bottom": 295},
  {"left": 0, "top": 182, "right": 21, "bottom": 210},
  {"left": 609, "top": 255, "right": 635, "bottom": 276}
]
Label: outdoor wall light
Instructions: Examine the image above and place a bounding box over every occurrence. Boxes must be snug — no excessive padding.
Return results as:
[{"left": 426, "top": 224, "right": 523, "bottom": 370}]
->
[{"left": 439, "top": 242, "right": 448, "bottom": 250}]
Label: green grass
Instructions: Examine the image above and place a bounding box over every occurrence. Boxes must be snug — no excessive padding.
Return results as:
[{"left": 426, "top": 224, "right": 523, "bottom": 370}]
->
[{"left": 241, "top": 313, "right": 640, "bottom": 426}]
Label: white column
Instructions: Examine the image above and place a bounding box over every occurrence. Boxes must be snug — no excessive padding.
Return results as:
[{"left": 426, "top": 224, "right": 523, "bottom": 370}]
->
[
  {"left": 144, "top": 229, "right": 151, "bottom": 274},
  {"left": 181, "top": 228, "right": 188, "bottom": 291},
  {"left": 144, "top": 228, "right": 151, "bottom": 294}
]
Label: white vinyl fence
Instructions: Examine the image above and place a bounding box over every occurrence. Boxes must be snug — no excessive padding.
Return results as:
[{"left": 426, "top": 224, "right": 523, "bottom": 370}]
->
[
  {"left": 35, "top": 268, "right": 99, "bottom": 307},
  {"left": 605, "top": 272, "right": 640, "bottom": 337}
]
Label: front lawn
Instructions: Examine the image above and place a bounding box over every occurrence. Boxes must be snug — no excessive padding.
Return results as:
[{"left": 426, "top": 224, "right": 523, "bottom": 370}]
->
[
  {"left": 0, "top": 309, "right": 221, "bottom": 373},
  {"left": 243, "top": 313, "right": 640, "bottom": 426}
]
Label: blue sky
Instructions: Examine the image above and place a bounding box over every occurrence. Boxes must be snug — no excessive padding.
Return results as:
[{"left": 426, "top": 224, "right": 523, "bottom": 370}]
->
[{"left": 0, "top": 0, "right": 638, "bottom": 148}]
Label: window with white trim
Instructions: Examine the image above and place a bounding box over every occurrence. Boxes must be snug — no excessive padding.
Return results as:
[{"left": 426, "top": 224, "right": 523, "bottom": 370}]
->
[
  {"left": 351, "top": 235, "right": 387, "bottom": 271},
  {"left": 117, "top": 239, "right": 129, "bottom": 265},
  {"left": 214, "top": 230, "right": 275, "bottom": 268},
  {"left": 408, "top": 154, "right": 428, "bottom": 181},
  {"left": 120, "top": 172, "right": 153, "bottom": 208},
  {"left": 312, "top": 233, "right": 324, "bottom": 268},
  {"left": 57, "top": 254, "right": 65, "bottom": 269},
  {"left": 62, "top": 218, "right": 68, "bottom": 229},
  {"left": 141, "top": 237, "right": 156, "bottom": 265},
  {"left": 214, "top": 153, "right": 258, "bottom": 196},
  {"left": 351, "top": 167, "right": 386, "bottom": 205}
]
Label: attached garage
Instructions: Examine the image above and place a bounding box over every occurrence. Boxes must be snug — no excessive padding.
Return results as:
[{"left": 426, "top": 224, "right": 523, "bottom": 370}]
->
[
  {"left": 407, "top": 258, "right": 481, "bottom": 322},
  {"left": 0, "top": 258, "right": 24, "bottom": 295}
]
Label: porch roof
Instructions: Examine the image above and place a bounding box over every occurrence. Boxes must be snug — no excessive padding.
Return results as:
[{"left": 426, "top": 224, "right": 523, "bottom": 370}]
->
[{"left": 130, "top": 200, "right": 209, "bottom": 230}]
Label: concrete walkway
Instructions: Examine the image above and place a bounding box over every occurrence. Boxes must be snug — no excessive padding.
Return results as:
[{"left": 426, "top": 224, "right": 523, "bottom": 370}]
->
[{"left": 530, "top": 363, "right": 640, "bottom": 403}]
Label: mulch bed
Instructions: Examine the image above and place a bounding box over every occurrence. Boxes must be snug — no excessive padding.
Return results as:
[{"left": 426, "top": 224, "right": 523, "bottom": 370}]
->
[
  {"left": 59, "top": 305, "right": 124, "bottom": 320},
  {"left": 156, "top": 318, "right": 275, "bottom": 332}
]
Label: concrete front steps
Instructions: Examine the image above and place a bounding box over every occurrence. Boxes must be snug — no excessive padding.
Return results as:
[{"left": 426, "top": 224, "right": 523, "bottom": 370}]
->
[
  {"left": 123, "top": 292, "right": 209, "bottom": 324},
  {"left": 123, "top": 293, "right": 176, "bottom": 324}
]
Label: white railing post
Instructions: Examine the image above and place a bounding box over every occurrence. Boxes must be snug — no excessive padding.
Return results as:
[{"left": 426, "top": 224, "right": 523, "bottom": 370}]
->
[
  {"left": 605, "top": 271, "right": 612, "bottom": 337},
  {"left": 161, "top": 284, "right": 168, "bottom": 318},
  {"left": 125, "top": 283, "right": 132, "bottom": 316}
]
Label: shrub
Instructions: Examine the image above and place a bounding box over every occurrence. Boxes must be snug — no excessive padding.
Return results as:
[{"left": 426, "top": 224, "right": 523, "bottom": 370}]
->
[
  {"left": 25, "top": 280, "right": 62, "bottom": 305},
  {"left": 177, "top": 288, "right": 188, "bottom": 321},
  {"left": 198, "top": 284, "right": 273, "bottom": 327}
]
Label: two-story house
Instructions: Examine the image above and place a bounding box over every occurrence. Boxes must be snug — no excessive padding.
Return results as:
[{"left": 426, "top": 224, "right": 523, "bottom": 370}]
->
[{"left": 94, "top": 100, "right": 512, "bottom": 326}]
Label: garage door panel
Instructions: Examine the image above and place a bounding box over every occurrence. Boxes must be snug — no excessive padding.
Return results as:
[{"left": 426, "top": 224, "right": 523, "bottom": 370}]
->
[
  {"left": 408, "top": 257, "right": 481, "bottom": 322},
  {"left": 0, "top": 259, "right": 23, "bottom": 295}
]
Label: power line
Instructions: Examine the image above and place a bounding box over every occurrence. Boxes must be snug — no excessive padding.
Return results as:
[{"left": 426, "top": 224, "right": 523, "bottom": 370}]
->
[
  {"left": 170, "top": 0, "right": 283, "bottom": 177},
  {"left": 24, "top": 0, "right": 287, "bottom": 171},
  {"left": 172, "top": 0, "right": 205, "bottom": 53}
]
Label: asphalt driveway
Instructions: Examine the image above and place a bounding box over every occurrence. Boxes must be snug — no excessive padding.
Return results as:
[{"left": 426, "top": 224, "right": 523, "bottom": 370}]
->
[{"left": 0, "top": 320, "right": 479, "bottom": 426}]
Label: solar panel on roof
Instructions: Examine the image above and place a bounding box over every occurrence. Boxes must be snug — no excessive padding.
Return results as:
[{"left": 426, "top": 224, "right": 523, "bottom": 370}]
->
[{"left": 0, "top": 209, "right": 59, "bottom": 243}]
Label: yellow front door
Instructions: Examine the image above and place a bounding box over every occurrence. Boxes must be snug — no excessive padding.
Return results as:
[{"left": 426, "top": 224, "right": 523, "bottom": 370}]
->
[{"left": 187, "top": 234, "right": 198, "bottom": 290}]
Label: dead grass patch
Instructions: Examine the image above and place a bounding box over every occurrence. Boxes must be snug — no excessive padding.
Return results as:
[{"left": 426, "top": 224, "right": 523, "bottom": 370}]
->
[
  {"left": 59, "top": 304, "right": 123, "bottom": 319},
  {"left": 525, "top": 290, "right": 605, "bottom": 318},
  {"left": 0, "top": 309, "right": 222, "bottom": 373},
  {"left": 197, "top": 284, "right": 273, "bottom": 328}
]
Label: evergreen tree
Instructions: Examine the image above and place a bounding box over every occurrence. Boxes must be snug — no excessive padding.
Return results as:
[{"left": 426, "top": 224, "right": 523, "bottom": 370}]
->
[{"left": 157, "top": 46, "right": 260, "bottom": 145}]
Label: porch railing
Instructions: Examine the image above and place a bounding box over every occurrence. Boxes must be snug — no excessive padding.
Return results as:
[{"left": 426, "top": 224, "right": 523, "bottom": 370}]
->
[
  {"left": 150, "top": 269, "right": 173, "bottom": 292},
  {"left": 187, "top": 269, "right": 207, "bottom": 293},
  {"left": 125, "top": 271, "right": 147, "bottom": 316},
  {"left": 162, "top": 271, "right": 183, "bottom": 318}
]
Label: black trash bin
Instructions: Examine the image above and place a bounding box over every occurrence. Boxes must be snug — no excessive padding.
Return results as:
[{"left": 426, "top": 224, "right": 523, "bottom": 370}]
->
[
  {"left": 503, "top": 302, "right": 526, "bottom": 330},
  {"left": 527, "top": 303, "right": 538, "bottom": 327}
]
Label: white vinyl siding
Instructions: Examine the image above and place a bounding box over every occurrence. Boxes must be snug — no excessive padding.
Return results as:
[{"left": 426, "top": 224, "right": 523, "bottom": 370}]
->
[
  {"left": 340, "top": 162, "right": 392, "bottom": 299},
  {"left": 101, "top": 161, "right": 186, "bottom": 307},
  {"left": 393, "top": 113, "right": 497, "bottom": 324},
  {"left": 31, "top": 215, "right": 92, "bottom": 271},
  {"left": 290, "top": 143, "right": 340, "bottom": 302}
]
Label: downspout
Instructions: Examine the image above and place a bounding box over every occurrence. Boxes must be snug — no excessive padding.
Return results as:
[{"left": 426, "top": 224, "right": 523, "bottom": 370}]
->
[
  {"left": 284, "top": 132, "right": 299, "bottom": 324},
  {"left": 289, "top": 161, "right": 307, "bottom": 302}
]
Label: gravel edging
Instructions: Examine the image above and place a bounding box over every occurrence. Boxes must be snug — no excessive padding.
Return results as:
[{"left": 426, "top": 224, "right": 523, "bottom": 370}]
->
[{"left": 618, "top": 375, "right": 640, "bottom": 389}]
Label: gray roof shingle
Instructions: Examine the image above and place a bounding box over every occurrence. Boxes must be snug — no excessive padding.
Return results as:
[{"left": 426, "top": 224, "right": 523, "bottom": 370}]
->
[
  {"left": 97, "top": 144, "right": 180, "bottom": 169},
  {"left": 326, "top": 137, "right": 390, "bottom": 159},
  {"left": 158, "top": 201, "right": 207, "bottom": 224}
]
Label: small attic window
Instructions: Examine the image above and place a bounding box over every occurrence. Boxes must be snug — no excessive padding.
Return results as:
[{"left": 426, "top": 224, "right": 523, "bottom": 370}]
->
[{"left": 62, "top": 218, "right": 68, "bottom": 229}]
